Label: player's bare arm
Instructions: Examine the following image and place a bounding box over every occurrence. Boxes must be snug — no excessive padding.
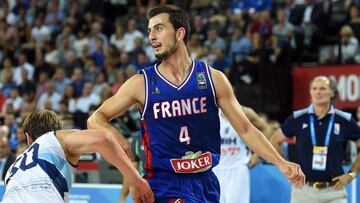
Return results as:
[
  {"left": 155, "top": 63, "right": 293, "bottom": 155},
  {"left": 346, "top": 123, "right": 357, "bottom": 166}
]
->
[
  {"left": 211, "top": 68, "right": 305, "bottom": 187},
  {"left": 60, "top": 129, "right": 154, "bottom": 203},
  {"left": 87, "top": 74, "right": 145, "bottom": 159}
]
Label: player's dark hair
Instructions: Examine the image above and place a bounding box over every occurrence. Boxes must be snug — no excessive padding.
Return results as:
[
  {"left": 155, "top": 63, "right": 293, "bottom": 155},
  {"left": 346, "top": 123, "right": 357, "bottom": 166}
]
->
[
  {"left": 147, "top": 5, "right": 190, "bottom": 44},
  {"left": 23, "top": 110, "right": 62, "bottom": 141}
]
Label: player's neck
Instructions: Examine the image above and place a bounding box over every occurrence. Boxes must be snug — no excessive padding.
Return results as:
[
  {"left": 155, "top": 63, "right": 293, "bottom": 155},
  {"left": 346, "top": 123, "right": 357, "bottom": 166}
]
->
[
  {"left": 159, "top": 44, "right": 192, "bottom": 85},
  {"left": 313, "top": 103, "right": 331, "bottom": 119}
]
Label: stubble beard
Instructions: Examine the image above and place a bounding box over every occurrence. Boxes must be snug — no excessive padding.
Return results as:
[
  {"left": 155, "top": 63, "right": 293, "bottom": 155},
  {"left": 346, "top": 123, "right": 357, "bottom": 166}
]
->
[{"left": 155, "top": 37, "right": 178, "bottom": 60}]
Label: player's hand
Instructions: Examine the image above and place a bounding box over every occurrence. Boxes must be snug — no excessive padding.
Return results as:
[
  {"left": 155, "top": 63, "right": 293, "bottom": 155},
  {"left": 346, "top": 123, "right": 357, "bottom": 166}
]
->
[
  {"left": 278, "top": 161, "right": 305, "bottom": 188},
  {"left": 129, "top": 178, "right": 154, "bottom": 203},
  {"left": 332, "top": 173, "right": 353, "bottom": 190}
]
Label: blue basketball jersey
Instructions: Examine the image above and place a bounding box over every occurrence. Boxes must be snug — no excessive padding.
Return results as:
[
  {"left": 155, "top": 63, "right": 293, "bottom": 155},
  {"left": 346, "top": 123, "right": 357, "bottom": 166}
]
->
[{"left": 140, "top": 60, "right": 220, "bottom": 180}]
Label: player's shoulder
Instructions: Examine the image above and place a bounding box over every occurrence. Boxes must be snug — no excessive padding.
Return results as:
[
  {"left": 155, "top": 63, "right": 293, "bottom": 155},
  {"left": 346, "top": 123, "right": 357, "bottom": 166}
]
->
[{"left": 335, "top": 109, "right": 352, "bottom": 121}]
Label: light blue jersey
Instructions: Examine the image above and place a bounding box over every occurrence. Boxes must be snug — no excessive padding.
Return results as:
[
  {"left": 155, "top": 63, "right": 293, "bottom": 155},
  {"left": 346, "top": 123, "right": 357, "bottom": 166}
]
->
[{"left": 2, "top": 131, "right": 74, "bottom": 203}]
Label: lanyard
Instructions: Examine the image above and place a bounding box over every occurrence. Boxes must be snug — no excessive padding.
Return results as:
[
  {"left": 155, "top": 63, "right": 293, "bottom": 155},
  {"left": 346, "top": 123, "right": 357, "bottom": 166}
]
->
[{"left": 309, "top": 113, "right": 334, "bottom": 146}]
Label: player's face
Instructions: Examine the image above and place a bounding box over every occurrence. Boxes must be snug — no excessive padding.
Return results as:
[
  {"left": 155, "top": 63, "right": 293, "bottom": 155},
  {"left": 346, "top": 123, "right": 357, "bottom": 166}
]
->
[
  {"left": 148, "top": 13, "right": 178, "bottom": 60},
  {"left": 310, "top": 78, "right": 333, "bottom": 105}
]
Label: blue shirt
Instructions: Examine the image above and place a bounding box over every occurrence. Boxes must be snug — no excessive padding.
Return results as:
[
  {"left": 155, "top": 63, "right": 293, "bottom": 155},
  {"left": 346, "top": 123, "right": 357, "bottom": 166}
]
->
[
  {"left": 140, "top": 60, "right": 220, "bottom": 179},
  {"left": 281, "top": 104, "right": 360, "bottom": 182}
]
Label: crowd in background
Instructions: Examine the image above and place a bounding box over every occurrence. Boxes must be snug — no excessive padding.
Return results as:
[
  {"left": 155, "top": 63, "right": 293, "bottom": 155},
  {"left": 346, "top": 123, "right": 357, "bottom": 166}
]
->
[{"left": 0, "top": 0, "right": 360, "bottom": 182}]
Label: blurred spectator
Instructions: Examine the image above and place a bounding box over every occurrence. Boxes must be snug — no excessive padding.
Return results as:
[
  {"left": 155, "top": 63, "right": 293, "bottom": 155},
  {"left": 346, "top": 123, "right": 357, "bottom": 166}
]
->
[
  {"left": 13, "top": 53, "right": 34, "bottom": 85},
  {"left": 0, "top": 57, "right": 14, "bottom": 85},
  {"left": 112, "top": 69, "right": 126, "bottom": 95},
  {"left": 88, "top": 22, "right": 108, "bottom": 54},
  {"left": 53, "top": 67, "right": 71, "bottom": 95},
  {"left": 55, "top": 23, "right": 76, "bottom": 51},
  {"left": 105, "top": 44, "right": 120, "bottom": 68},
  {"left": 0, "top": 70, "right": 16, "bottom": 98},
  {"left": 0, "top": 134, "right": 15, "bottom": 181},
  {"left": 17, "top": 68, "right": 36, "bottom": 97},
  {"left": 99, "top": 85, "right": 113, "bottom": 104},
  {"left": 273, "top": 8, "right": 295, "bottom": 50},
  {"left": 58, "top": 99, "right": 75, "bottom": 130},
  {"left": 228, "top": 26, "right": 251, "bottom": 65},
  {"left": 103, "top": 59, "right": 118, "bottom": 84},
  {"left": 134, "top": 51, "right": 151, "bottom": 71},
  {"left": 123, "top": 18, "right": 144, "bottom": 53},
  {"left": 70, "top": 68, "right": 86, "bottom": 98},
  {"left": 35, "top": 71, "right": 50, "bottom": 99},
  {"left": 37, "top": 81, "right": 62, "bottom": 112},
  {"left": 188, "top": 34, "right": 204, "bottom": 60},
  {"left": 110, "top": 24, "right": 126, "bottom": 52},
  {"left": 334, "top": 25, "right": 360, "bottom": 64},
  {"left": 83, "top": 57, "right": 99, "bottom": 83},
  {"left": 70, "top": 82, "right": 100, "bottom": 113},
  {"left": 73, "top": 29, "right": 90, "bottom": 58},
  {"left": 204, "top": 26, "right": 226, "bottom": 52},
  {"left": 289, "top": 0, "right": 325, "bottom": 50},
  {"left": 212, "top": 47, "right": 231, "bottom": 77},
  {"left": 33, "top": 52, "right": 54, "bottom": 82},
  {"left": 44, "top": 3, "right": 65, "bottom": 34},
  {"left": 347, "top": 4, "right": 360, "bottom": 41},
  {"left": 91, "top": 38, "right": 106, "bottom": 66},
  {"left": 93, "top": 71, "right": 108, "bottom": 96},
  {"left": 249, "top": 10, "right": 273, "bottom": 42},
  {"left": 2, "top": 87, "right": 23, "bottom": 114},
  {"left": 191, "top": 14, "right": 207, "bottom": 43},
  {"left": 30, "top": 16, "right": 50, "bottom": 43}
]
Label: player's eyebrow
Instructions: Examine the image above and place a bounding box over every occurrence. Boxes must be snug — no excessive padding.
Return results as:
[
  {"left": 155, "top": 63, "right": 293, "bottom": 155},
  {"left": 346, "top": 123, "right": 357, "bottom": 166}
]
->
[{"left": 147, "top": 23, "right": 165, "bottom": 33}]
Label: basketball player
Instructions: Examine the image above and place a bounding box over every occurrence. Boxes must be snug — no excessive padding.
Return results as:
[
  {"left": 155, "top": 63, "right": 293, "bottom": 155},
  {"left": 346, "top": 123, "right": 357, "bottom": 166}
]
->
[
  {"left": 213, "top": 107, "right": 272, "bottom": 203},
  {"left": 88, "top": 5, "right": 305, "bottom": 202},
  {"left": 1, "top": 110, "right": 153, "bottom": 203}
]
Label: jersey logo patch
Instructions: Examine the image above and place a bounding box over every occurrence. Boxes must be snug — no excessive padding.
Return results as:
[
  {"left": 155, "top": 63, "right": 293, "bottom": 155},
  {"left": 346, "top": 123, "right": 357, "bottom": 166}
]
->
[
  {"left": 196, "top": 72, "right": 207, "bottom": 89},
  {"left": 170, "top": 151, "right": 212, "bottom": 173},
  {"left": 302, "top": 123, "right": 308, "bottom": 129}
]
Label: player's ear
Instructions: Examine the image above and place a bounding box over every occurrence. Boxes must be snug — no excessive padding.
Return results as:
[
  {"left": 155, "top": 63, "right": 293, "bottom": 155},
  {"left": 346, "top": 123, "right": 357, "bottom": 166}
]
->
[
  {"left": 26, "top": 133, "right": 33, "bottom": 146},
  {"left": 176, "top": 27, "right": 185, "bottom": 42}
]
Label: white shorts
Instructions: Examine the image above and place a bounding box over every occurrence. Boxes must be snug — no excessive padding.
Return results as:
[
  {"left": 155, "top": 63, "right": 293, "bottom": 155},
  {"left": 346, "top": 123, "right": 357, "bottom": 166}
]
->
[{"left": 213, "top": 165, "right": 250, "bottom": 203}]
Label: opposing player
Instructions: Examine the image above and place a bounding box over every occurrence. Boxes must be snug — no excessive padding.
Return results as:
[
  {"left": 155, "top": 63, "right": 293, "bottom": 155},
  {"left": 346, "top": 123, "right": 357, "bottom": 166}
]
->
[
  {"left": 1, "top": 110, "right": 153, "bottom": 203},
  {"left": 88, "top": 5, "right": 305, "bottom": 202},
  {"left": 213, "top": 107, "right": 272, "bottom": 203}
]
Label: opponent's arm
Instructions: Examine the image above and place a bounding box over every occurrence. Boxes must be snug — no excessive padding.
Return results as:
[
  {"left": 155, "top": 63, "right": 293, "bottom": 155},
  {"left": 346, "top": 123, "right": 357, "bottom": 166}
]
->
[
  {"left": 61, "top": 129, "right": 154, "bottom": 203},
  {"left": 87, "top": 74, "right": 145, "bottom": 160},
  {"left": 212, "top": 68, "right": 305, "bottom": 187}
]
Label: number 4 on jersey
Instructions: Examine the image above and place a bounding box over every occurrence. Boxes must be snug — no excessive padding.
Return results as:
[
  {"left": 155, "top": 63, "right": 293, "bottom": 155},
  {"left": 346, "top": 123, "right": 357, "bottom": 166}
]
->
[{"left": 179, "top": 126, "right": 190, "bottom": 145}]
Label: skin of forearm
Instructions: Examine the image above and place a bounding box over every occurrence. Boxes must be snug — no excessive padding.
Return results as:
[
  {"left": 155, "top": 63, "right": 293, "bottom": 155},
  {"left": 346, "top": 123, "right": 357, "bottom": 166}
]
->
[{"left": 241, "top": 126, "right": 285, "bottom": 167}]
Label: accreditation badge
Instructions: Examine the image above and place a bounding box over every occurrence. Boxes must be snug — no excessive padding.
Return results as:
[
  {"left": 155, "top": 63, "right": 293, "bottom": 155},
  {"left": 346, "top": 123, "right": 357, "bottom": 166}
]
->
[{"left": 312, "top": 146, "right": 328, "bottom": 171}]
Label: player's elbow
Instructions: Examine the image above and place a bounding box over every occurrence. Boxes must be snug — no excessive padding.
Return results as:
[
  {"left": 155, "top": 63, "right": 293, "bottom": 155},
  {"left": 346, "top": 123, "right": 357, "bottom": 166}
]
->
[{"left": 87, "top": 110, "right": 103, "bottom": 129}]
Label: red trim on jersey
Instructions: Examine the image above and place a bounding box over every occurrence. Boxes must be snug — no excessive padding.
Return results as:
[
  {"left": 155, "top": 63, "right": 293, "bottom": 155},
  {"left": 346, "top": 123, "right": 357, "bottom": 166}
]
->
[{"left": 141, "top": 119, "right": 153, "bottom": 180}]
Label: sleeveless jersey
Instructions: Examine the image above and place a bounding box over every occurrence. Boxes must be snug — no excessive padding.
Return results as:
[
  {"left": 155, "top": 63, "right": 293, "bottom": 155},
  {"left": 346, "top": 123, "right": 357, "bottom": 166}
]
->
[
  {"left": 215, "top": 112, "right": 251, "bottom": 169},
  {"left": 140, "top": 60, "right": 220, "bottom": 179},
  {"left": 2, "top": 131, "right": 74, "bottom": 203}
]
